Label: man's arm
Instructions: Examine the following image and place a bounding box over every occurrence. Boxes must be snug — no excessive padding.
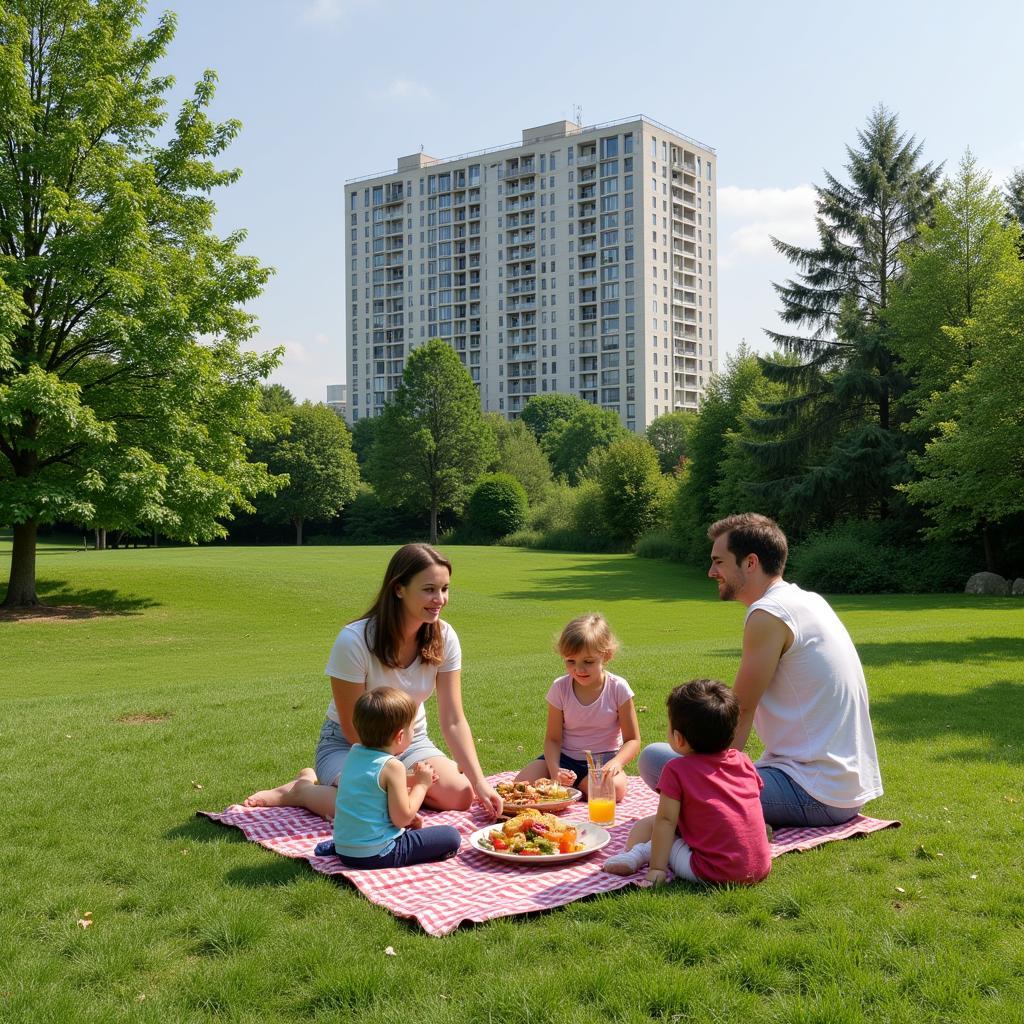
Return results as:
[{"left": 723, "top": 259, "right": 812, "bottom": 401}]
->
[{"left": 731, "top": 609, "right": 791, "bottom": 751}]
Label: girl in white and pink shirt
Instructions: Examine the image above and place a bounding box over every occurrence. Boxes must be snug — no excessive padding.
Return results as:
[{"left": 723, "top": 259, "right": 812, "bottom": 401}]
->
[{"left": 514, "top": 613, "right": 641, "bottom": 802}]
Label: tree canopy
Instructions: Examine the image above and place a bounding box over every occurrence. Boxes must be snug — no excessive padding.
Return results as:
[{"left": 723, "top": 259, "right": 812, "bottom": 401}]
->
[
  {"left": 645, "top": 410, "right": 697, "bottom": 474},
  {"left": 367, "top": 339, "right": 495, "bottom": 543},
  {"left": 0, "top": 1, "right": 278, "bottom": 605},
  {"left": 259, "top": 402, "right": 359, "bottom": 545}
]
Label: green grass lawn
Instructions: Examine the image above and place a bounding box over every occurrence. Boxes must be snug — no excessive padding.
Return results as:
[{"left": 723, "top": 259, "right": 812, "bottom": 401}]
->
[{"left": 1, "top": 536, "right": 1022, "bottom": 1023}]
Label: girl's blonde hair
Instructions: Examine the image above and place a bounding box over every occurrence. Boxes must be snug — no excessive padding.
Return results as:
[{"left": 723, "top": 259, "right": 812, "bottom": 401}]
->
[{"left": 557, "top": 613, "right": 619, "bottom": 660}]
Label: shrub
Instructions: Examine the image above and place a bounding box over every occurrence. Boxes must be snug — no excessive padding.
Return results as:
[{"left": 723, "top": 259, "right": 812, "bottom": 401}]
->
[
  {"left": 635, "top": 530, "right": 688, "bottom": 560},
  {"left": 465, "top": 474, "right": 529, "bottom": 541},
  {"left": 339, "top": 485, "right": 425, "bottom": 544},
  {"left": 500, "top": 481, "right": 617, "bottom": 552},
  {"left": 595, "top": 437, "right": 665, "bottom": 547},
  {"left": 788, "top": 526, "right": 892, "bottom": 594},
  {"left": 788, "top": 519, "right": 981, "bottom": 594}
]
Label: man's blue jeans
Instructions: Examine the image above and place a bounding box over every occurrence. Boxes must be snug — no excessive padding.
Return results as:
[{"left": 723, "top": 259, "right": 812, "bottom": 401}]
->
[{"left": 637, "top": 743, "right": 861, "bottom": 828}]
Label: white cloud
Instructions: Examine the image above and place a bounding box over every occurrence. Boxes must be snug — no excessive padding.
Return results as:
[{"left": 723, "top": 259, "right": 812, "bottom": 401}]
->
[
  {"left": 717, "top": 184, "right": 818, "bottom": 267},
  {"left": 378, "top": 78, "right": 433, "bottom": 102}
]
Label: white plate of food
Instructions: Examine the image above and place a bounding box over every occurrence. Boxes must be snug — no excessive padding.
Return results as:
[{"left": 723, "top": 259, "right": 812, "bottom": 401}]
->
[
  {"left": 494, "top": 779, "right": 584, "bottom": 814},
  {"left": 469, "top": 811, "right": 610, "bottom": 865}
]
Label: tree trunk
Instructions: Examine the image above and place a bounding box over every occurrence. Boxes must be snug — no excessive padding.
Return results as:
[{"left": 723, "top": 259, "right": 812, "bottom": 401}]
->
[
  {"left": 981, "top": 522, "right": 997, "bottom": 573},
  {"left": 429, "top": 501, "right": 438, "bottom": 545},
  {"left": 295, "top": 517, "right": 304, "bottom": 546},
  {"left": 3, "top": 520, "right": 39, "bottom": 607}
]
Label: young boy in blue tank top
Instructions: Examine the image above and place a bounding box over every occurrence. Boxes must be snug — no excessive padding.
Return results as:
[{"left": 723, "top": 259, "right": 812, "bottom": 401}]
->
[{"left": 314, "top": 687, "right": 462, "bottom": 869}]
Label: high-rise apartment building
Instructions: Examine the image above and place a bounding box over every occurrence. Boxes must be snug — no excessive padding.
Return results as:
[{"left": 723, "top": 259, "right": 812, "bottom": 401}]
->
[{"left": 344, "top": 116, "right": 716, "bottom": 430}]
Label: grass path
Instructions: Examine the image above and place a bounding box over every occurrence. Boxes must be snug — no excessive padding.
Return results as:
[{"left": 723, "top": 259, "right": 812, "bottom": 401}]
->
[{"left": 1, "top": 538, "right": 1022, "bottom": 1022}]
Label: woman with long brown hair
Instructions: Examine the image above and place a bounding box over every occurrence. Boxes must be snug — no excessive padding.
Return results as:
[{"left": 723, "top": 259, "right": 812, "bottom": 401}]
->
[{"left": 245, "top": 544, "right": 503, "bottom": 818}]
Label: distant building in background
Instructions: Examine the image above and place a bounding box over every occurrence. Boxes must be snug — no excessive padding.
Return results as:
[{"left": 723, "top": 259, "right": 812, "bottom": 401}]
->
[
  {"left": 325, "top": 384, "right": 347, "bottom": 418},
  {"left": 344, "top": 115, "right": 716, "bottom": 430}
]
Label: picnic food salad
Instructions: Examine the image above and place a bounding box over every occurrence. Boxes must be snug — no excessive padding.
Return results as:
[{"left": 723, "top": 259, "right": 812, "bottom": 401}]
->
[
  {"left": 495, "top": 779, "right": 574, "bottom": 806},
  {"left": 479, "top": 811, "right": 584, "bottom": 856}
]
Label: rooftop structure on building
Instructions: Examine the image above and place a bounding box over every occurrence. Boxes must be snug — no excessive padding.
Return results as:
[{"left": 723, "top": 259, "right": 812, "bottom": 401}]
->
[
  {"left": 344, "top": 115, "right": 716, "bottom": 430},
  {"left": 325, "top": 384, "right": 347, "bottom": 418}
]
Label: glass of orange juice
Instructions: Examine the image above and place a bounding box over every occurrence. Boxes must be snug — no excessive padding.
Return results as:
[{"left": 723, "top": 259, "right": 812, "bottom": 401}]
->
[{"left": 587, "top": 767, "right": 615, "bottom": 825}]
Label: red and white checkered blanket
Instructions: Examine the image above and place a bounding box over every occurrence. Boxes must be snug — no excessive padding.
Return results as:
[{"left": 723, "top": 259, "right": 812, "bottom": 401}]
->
[{"left": 200, "top": 774, "right": 899, "bottom": 936}]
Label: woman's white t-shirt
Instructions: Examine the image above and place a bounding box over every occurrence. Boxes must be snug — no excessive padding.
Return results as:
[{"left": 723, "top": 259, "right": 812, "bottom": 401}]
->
[{"left": 324, "top": 618, "right": 461, "bottom": 738}]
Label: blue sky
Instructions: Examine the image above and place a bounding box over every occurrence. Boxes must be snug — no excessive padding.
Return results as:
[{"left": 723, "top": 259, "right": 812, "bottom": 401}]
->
[{"left": 142, "top": 0, "right": 1024, "bottom": 401}]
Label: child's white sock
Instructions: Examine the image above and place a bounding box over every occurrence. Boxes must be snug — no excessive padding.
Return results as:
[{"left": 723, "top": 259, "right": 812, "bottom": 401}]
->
[{"left": 602, "top": 840, "right": 651, "bottom": 875}]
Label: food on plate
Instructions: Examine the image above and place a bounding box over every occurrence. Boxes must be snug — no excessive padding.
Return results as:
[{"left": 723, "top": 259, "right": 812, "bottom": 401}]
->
[
  {"left": 478, "top": 811, "right": 583, "bottom": 856},
  {"left": 495, "top": 779, "right": 574, "bottom": 805}
]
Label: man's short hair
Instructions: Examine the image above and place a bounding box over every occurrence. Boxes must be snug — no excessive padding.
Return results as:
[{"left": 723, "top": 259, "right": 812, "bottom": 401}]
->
[
  {"left": 352, "top": 686, "right": 417, "bottom": 749},
  {"left": 666, "top": 679, "right": 739, "bottom": 754},
  {"left": 708, "top": 513, "right": 788, "bottom": 577}
]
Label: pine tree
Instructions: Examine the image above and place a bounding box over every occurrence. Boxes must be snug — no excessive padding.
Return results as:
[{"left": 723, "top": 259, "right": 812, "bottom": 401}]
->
[{"left": 746, "top": 106, "right": 942, "bottom": 527}]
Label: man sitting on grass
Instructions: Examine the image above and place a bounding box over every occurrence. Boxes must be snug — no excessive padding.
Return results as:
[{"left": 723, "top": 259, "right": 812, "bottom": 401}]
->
[{"left": 639, "top": 513, "right": 883, "bottom": 827}]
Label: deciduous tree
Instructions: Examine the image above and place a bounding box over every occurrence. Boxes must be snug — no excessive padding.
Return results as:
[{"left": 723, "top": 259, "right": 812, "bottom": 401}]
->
[
  {"left": 367, "top": 339, "right": 495, "bottom": 543},
  {"left": 261, "top": 402, "right": 359, "bottom": 545},
  {"left": 0, "top": 1, "right": 278, "bottom": 605}
]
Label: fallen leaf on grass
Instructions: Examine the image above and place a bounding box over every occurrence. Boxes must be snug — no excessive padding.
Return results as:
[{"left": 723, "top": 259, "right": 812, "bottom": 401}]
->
[
  {"left": 77, "top": 912, "right": 93, "bottom": 929},
  {"left": 135, "top": 994, "right": 146, "bottom": 1003},
  {"left": 384, "top": 946, "right": 396, "bottom": 957},
  {"left": 969, "top": 873, "right": 978, "bottom": 880},
  {"left": 894, "top": 886, "right": 906, "bottom": 894},
  {"left": 191, "top": 780, "right": 203, "bottom": 790}
]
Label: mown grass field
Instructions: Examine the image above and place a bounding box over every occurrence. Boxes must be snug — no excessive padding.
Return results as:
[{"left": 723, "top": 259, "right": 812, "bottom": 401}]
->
[{"left": 2, "top": 536, "right": 1022, "bottom": 1023}]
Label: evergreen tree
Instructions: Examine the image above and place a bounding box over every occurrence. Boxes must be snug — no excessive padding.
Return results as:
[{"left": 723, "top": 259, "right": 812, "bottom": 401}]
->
[
  {"left": 1004, "top": 167, "right": 1024, "bottom": 255},
  {"left": 747, "top": 106, "right": 942, "bottom": 527}
]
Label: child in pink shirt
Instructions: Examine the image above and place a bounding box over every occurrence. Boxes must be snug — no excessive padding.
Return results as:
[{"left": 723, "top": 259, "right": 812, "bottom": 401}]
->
[
  {"left": 514, "top": 613, "right": 641, "bottom": 802},
  {"left": 604, "top": 678, "right": 771, "bottom": 884}
]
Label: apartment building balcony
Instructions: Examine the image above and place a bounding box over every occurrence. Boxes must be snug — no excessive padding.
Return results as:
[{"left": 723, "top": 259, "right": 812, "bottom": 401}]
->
[
  {"left": 578, "top": 200, "right": 597, "bottom": 218},
  {"left": 578, "top": 240, "right": 598, "bottom": 254},
  {"left": 580, "top": 389, "right": 598, "bottom": 404},
  {"left": 384, "top": 183, "right": 404, "bottom": 204},
  {"left": 578, "top": 271, "right": 598, "bottom": 287},
  {"left": 578, "top": 183, "right": 597, "bottom": 200},
  {"left": 506, "top": 245, "right": 536, "bottom": 264},
  {"left": 577, "top": 167, "right": 597, "bottom": 183},
  {"left": 578, "top": 218, "right": 597, "bottom": 237},
  {"left": 579, "top": 304, "right": 597, "bottom": 321},
  {"left": 579, "top": 287, "right": 597, "bottom": 304},
  {"left": 577, "top": 147, "right": 597, "bottom": 166}
]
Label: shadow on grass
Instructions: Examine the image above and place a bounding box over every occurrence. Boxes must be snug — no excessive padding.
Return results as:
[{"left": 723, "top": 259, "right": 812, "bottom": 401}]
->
[
  {"left": 224, "top": 858, "right": 309, "bottom": 888},
  {"left": 873, "top": 679, "right": 1024, "bottom": 764},
  {"left": 167, "top": 816, "right": 247, "bottom": 845},
  {"left": 498, "top": 554, "right": 709, "bottom": 603},
  {"left": 0, "top": 578, "right": 162, "bottom": 618},
  {"left": 858, "top": 636, "right": 1024, "bottom": 667}
]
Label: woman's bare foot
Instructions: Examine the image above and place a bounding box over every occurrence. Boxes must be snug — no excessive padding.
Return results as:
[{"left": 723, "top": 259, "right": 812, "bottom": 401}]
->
[{"left": 244, "top": 768, "right": 317, "bottom": 808}]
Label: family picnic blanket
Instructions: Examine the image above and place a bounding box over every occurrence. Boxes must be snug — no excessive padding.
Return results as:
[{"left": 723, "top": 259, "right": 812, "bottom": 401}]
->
[{"left": 200, "top": 773, "right": 899, "bottom": 936}]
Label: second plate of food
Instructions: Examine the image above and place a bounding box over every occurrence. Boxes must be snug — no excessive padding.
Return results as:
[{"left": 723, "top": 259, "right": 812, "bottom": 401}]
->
[{"left": 495, "top": 779, "right": 583, "bottom": 813}]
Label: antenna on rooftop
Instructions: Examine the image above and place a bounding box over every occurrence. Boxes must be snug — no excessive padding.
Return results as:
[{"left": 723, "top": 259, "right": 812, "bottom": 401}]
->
[{"left": 573, "top": 104, "right": 583, "bottom": 127}]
